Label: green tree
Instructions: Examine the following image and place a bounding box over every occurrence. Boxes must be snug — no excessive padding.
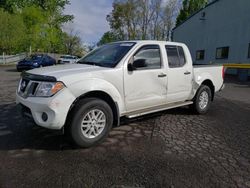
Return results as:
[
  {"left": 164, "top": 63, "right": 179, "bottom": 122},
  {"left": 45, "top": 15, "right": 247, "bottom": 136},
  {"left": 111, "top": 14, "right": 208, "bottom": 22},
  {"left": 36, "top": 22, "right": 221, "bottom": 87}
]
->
[
  {"left": 97, "top": 31, "right": 118, "bottom": 46},
  {"left": 105, "top": 0, "right": 179, "bottom": 41},
  {"left": 0, "top": 0, "right": 73, "bottom": 54},
  {"left": 176, "top": 0, "right": 208, "bottom": 26},
  {"left": 61, "top": 29, "right": 85, "bottom": 56},
  {"left": 0, "top": 9, "right": 26, "bottom": 54}
]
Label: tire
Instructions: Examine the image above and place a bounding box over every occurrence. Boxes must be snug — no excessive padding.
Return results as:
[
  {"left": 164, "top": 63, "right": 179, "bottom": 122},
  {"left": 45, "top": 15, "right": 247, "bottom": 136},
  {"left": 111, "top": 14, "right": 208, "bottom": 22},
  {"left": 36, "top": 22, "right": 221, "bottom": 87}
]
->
[
  {"left": 68, "top": 98, "right": 113, "bottom": 148},
  {"left": 191, "top": 85, "right": 212, "bottom": 114}
]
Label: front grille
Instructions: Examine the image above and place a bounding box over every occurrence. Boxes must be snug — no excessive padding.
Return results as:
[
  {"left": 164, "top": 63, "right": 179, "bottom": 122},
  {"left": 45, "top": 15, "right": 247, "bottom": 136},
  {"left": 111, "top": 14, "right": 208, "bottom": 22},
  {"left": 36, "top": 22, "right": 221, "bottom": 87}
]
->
[
  {"left": 18, "top": 78, "right": 40, "bottom": 98},
  {"left": 20, "top": 79, "right": 30, "bottom": 92}
]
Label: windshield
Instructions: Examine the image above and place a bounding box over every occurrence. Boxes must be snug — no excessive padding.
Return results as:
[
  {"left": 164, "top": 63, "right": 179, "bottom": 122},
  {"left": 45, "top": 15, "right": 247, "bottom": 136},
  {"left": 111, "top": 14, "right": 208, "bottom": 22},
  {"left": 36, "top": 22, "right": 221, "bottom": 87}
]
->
[
  {"left": 60, "top": 56, "right": 75, "bottom": 59},
  {"left": 26, "top": 55, "right": 43, "bottom": 61},
  {"left": 78, "top": 42, "right": 136, "bottom": 68}
]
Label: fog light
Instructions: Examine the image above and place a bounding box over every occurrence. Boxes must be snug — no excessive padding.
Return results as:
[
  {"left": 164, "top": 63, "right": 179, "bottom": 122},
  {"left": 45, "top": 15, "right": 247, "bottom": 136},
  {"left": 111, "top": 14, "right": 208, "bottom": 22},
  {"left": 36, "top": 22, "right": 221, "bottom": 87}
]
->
[{"left": 42, "top": 112, "right": 48, "bottom": 122}]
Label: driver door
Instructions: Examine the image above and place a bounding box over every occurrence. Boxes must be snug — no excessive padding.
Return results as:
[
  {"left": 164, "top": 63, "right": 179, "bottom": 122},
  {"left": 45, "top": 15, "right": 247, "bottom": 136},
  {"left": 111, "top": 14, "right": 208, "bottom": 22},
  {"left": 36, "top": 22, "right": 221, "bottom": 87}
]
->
[{"left": 124, "top": 45, "right": 168, "bottom": 112}]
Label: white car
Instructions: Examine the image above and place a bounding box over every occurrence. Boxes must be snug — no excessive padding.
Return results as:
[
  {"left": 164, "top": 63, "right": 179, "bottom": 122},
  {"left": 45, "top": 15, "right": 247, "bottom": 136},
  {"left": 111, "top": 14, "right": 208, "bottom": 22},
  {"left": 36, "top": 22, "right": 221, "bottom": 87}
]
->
[
  {"left": 57, "top": 55, "right": 79, "bottom": 64},
  {"left": 16, "top": 41, "right": 224, "bottom": 147}
]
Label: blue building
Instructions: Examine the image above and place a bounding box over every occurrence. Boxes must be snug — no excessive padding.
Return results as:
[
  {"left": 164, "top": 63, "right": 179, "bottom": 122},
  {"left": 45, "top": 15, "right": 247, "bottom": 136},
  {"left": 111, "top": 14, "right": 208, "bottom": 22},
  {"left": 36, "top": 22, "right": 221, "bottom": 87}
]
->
[{"left": 173, "top": 0, "right": 250, "bottom": 78}]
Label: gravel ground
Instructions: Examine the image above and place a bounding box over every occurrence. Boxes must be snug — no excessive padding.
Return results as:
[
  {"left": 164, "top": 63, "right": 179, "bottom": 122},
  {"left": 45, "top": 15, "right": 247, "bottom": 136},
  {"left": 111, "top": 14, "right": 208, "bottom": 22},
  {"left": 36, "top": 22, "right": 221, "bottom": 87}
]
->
[{"left": 0, "top": 65, "right": 250, "bottom": 188}]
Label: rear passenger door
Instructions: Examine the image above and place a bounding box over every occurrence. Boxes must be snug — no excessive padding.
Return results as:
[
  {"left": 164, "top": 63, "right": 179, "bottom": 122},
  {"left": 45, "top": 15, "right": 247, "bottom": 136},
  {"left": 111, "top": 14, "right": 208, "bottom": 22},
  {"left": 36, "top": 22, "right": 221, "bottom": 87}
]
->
[{"left": 165, "top": 45, "right": 192, "bottom": 103}]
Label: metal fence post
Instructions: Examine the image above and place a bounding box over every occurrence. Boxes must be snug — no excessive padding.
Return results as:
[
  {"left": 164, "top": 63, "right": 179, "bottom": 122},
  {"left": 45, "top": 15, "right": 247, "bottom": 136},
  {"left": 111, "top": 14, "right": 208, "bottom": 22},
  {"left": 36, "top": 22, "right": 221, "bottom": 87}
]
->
[{"left": 3, "top": 52, "right": 5, "bottom": 64}]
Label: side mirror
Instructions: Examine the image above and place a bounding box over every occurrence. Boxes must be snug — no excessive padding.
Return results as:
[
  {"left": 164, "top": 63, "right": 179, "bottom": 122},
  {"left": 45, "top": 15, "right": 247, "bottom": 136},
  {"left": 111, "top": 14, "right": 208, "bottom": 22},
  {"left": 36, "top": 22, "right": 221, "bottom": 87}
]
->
[
  {"left": 128, "top": 63, "right": 134, "bottom": 71},
  {"left": 133, "top": 59, "right": 146, "bottom": 68},
  {"left": 127, "top": 56, "right": 134, "bottom": 71}
]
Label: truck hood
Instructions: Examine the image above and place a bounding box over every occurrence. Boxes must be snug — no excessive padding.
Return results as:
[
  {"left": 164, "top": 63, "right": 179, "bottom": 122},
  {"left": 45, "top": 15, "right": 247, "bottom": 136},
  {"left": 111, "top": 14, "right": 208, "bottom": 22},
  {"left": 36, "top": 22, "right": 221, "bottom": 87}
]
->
[{"left": 27, "top": 64, "right": 109, "bottom": 80}]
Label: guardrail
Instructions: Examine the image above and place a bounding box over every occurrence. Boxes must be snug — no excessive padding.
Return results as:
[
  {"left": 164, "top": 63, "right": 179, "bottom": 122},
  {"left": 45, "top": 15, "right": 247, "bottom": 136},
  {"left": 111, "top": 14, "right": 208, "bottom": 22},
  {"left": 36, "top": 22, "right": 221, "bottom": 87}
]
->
[{"left": 0, "top": 53, "right": 27, "bottom": 65}]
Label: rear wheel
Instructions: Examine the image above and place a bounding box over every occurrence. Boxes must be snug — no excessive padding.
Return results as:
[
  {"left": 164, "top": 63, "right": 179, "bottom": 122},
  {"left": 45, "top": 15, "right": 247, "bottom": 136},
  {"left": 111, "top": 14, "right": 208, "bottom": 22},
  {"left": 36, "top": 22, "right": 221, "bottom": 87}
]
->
[
  {"left": 68, "top": 98, "right": 113, "bottom": 148},
  {"left": 191, "top": 85, "right": 212, "bottom": 114}
]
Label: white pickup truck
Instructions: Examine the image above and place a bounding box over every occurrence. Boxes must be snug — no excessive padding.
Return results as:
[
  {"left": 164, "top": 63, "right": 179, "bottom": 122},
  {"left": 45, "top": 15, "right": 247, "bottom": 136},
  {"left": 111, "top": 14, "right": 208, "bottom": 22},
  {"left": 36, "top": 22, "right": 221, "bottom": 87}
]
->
[{"left": 16, "top": 41, "right": 224, "bottom": 147}]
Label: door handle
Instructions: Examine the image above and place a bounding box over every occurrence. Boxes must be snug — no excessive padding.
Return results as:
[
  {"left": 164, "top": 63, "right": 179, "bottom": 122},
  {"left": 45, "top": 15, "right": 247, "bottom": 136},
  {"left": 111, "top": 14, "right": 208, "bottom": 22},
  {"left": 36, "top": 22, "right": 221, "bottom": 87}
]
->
[
  {"left": 158, "top": 73, "right": 167, "bottom": 78},
  {"left": 184, "top": 71, "right": 191, "bottom": 75}
]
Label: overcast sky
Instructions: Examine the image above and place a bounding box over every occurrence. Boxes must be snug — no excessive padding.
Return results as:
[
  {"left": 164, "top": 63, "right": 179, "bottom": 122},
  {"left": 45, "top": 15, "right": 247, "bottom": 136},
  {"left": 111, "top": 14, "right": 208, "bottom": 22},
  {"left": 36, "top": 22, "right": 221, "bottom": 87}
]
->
[{"left": 64, "top": 0, "right": 113, "bottom": 44}]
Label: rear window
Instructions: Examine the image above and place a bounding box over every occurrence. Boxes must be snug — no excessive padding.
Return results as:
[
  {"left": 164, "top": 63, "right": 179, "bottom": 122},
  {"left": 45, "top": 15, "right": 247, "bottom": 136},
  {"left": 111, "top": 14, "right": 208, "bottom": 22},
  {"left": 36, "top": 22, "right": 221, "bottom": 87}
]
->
[{"left": 165, "top": 45, "right": 186, "bottom": 68}]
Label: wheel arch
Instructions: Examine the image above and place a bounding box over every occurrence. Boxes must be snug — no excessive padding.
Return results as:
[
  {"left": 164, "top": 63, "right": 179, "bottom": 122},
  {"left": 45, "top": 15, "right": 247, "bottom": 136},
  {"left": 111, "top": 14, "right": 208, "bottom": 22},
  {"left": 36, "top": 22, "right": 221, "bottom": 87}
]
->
[
  {"left": 65, "top": 90, "right": 120, "bottom": 129},
  {"left": 200, "top": 79, "right": 215, "bottom": 101}
]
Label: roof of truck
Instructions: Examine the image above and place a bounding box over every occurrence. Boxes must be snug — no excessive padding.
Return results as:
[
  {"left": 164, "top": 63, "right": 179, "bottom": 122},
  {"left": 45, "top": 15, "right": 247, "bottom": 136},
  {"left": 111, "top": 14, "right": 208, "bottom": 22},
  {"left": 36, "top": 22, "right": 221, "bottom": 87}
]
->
[{"left": 112, "top": 40, "right": 186, "bottom": 46}]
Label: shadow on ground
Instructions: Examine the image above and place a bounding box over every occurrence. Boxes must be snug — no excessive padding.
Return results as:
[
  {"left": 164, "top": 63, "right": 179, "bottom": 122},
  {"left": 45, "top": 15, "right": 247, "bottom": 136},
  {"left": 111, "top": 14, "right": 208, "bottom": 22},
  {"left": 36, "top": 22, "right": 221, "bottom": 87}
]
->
[
  {"left": 0, "top": 103, "right": 219, "bottom": 188},
  {"left": 5, "top": 68, "right": 19, "bottom": 73},
  {"left": 0, "top": 103, "right": 193, "bottom": 151}
]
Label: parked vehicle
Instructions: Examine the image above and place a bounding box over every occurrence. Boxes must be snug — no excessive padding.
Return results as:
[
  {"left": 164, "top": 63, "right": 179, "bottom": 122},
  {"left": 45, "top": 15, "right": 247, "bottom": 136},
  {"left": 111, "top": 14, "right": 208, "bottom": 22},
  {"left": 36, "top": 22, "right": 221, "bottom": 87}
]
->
[
  {"left": 57, "top": 55, "right": 79, "bottom": 64},
  {"left": 16, "top": 54, "right": 56, "bottom": 71},
  {"left": 16, "top": 41, "right": 224, "bottom": 147}
]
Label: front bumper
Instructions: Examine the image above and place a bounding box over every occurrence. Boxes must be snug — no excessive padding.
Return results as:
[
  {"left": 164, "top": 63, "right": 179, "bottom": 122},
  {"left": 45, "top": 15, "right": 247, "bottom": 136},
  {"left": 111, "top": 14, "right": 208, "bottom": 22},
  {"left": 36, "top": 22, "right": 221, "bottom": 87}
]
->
[
  {"left": 16, "top": 65, "right": 37, "bottom": 70},
  {"left": 16, "top": 88, "right": 76, "bottom": 130}
]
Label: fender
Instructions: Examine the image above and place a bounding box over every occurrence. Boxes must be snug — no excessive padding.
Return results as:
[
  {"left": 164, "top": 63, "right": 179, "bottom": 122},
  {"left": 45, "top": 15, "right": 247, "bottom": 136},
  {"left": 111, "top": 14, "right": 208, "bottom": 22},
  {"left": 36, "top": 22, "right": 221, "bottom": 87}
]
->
[
  {"left": 194, "top": 72, "right": 215, "bottom": 90},
  {"left": 67, "top": 78, "right": 126, "bottom": 114}
]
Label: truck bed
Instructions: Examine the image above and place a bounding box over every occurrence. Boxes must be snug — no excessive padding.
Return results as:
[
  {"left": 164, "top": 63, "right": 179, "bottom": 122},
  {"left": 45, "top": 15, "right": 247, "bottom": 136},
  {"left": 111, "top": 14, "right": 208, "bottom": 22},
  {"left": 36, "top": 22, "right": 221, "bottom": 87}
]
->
[{"left": 193, "top": 64, "right": 224, "bottom": 92}]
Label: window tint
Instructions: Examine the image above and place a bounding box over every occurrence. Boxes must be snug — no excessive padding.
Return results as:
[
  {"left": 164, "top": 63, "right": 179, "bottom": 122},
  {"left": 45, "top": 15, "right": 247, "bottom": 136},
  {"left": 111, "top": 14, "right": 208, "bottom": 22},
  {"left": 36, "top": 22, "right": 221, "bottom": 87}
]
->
[
  {"left": 196, "top": 50, "right": 205, "bottom": 60},
  {"left": 216, "top": 47, "right": 229, "bottom": 59},
  {"left": 178, "top": 46, "right": 186, "bottom": 66},
  {"left": 165, "top": 46, "right": 179, "bottom": 68},
  {"left": 133, "top": 45, "right": 161, "bottom": 70},
  {"left": 165, "top": 45, "right": 186, "bottom": 68}
]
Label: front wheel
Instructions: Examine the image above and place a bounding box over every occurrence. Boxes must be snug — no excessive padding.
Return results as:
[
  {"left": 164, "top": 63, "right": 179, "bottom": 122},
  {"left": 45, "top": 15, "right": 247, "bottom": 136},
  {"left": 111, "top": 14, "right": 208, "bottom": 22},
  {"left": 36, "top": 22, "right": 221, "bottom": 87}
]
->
[
  {"left": 69, "top": 98, "right": 113, "bottom": 148},
  {"left": 191, "top": 85, "right": 212, "bottom": 114}
]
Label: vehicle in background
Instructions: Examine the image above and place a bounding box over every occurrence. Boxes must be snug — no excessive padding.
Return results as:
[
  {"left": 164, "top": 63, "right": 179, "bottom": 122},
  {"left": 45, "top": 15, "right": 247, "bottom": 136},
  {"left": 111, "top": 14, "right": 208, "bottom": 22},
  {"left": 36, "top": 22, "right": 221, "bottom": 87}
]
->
[
  {"left": 57, "top": 55, "right": 79, "bottom": 64},
  {"left": 16, "top": 54, "right": 56, "bottom": 72},
  {"left": 16, "top": 41, "right": 224, "bottom": 148}
]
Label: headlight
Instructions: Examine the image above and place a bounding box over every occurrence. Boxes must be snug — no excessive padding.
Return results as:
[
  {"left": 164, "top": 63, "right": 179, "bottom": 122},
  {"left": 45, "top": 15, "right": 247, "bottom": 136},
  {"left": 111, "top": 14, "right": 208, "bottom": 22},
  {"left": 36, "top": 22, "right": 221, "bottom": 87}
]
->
[
  {"left": 36, "top": 82, "right": 65, "bottom": 97},
  {"left": 33, "top": 62, "right": 39, "bottom": 66}
]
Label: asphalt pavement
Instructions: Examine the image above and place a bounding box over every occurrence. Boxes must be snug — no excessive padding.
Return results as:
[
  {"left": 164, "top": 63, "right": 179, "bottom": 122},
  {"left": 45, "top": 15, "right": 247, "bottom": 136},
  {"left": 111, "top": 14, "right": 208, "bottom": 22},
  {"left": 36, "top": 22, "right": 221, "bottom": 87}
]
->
[{"left": 0, "top": 65, "right": 250, "bottom": 188}]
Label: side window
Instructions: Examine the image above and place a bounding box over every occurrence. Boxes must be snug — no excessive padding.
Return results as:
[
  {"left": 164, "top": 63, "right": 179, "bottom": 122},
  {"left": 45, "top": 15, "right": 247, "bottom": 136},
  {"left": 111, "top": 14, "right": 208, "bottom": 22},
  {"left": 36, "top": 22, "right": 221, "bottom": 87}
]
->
[
  {"left": 42, "top": 56, "right": 46, "bottom": 62},
  {"left": 178, "top": 46, "right": 186, "bottom": 66},
  {"left": 165, "top": 45, "right": 186, "bottom": 68},
  {"left": 133, "top": 45, "right": 161, "bottom": 70}
]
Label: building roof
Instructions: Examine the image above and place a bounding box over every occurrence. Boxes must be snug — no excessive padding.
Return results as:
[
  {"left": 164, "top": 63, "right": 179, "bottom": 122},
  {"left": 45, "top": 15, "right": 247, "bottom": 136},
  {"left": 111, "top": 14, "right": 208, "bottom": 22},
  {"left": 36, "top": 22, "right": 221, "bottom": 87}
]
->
[{"left": 173, "top": 0, "right": 220, "bottom": 30}]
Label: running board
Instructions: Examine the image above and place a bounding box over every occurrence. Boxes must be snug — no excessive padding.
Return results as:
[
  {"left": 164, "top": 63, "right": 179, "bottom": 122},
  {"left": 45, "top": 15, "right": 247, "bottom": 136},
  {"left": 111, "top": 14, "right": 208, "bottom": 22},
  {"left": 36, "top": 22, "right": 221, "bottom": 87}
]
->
[{"left": 125, "top": 101, "right": 193, "bottom": 118}]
